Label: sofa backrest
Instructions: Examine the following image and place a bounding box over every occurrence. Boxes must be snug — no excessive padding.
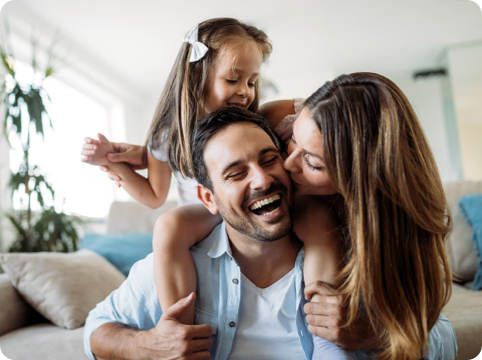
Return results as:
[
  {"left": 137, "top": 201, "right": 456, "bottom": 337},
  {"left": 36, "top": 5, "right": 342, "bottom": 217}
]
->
[
  {"left": 107, "top": 200, "right": 178, "bottom": 234},
  {"left": 443, "top": 180, "right": 482, "bottom": 283}
]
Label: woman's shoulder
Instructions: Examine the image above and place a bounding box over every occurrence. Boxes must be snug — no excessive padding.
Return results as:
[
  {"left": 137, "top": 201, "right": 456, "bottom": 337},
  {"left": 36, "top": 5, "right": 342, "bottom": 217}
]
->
[{"left": 292, "top": 195, "right": 338, "bottom": 240}]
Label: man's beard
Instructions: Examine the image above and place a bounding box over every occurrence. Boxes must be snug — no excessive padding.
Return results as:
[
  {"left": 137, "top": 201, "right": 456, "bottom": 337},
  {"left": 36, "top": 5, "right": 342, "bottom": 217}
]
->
[{"left": 214, "top": 183, "right": 293, "bottom": 242}]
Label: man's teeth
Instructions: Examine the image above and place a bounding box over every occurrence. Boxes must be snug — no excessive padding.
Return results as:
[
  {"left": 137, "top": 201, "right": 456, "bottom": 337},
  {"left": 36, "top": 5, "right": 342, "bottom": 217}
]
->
[{"left": 249, "top": 194, "right": 281, "bottom": 211}]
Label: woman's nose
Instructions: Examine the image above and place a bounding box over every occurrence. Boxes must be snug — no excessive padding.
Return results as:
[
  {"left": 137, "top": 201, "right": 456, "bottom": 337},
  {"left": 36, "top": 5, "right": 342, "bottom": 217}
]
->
[{"left": 283, "top": 151, "right": 301, "bottom": 174}]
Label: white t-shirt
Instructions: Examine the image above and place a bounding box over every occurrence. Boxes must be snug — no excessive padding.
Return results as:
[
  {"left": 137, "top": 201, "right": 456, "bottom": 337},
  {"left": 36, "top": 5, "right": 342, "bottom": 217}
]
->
[
  {"left": 148, "top": 136, "right": 201, "bottom": 206},
  {"left": 228, "top": 269, "right": 306, "bottom": 360}
]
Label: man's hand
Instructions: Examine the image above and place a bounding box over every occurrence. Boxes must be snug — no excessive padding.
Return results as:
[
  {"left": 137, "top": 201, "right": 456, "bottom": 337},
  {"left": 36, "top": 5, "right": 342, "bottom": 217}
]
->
[
  {"left": 304, "top": 280, "right": 382, "bottom": 352},
  {"left": 146, "top": 292, "right": 213, "bottom": 359},
  {"left": 92, "top": 293, "right": 213, "bottom": 360}
]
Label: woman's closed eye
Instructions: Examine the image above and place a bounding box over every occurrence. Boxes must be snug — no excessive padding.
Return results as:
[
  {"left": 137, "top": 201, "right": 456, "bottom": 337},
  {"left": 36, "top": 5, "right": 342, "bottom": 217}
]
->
[{"left": 303, "top": 154, "right": 323, "bottom": 171}]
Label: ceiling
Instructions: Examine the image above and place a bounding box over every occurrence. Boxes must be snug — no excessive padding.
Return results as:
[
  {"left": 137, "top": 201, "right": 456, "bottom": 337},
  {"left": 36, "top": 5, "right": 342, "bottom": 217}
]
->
[{"left": 3, "top": 0, "right": 482, "bottom": 100}]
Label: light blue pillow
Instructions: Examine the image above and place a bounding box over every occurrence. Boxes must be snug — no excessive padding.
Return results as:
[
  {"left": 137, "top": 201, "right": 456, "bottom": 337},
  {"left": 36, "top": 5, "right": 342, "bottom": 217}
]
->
[
  {"left": 81, "top": 233, "right": 153, "bottom": 276},
  {"left": 459, "top": 194, "right": 482, "bottom": 291}
]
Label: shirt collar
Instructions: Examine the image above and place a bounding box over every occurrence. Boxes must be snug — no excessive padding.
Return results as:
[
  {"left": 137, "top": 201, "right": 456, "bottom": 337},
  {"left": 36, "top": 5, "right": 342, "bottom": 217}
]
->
[
  {"left": 207, "top": 222, "right": 234, "bottom": 259},
  {"left": 207, "top": 223, "right": 305, "bottom": 269}
]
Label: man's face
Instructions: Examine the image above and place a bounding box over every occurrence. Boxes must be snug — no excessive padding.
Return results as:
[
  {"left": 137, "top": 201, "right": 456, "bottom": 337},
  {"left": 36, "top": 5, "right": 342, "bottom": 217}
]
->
[{"left": 201, "top": 122, "right": 293, "bottom": 242}]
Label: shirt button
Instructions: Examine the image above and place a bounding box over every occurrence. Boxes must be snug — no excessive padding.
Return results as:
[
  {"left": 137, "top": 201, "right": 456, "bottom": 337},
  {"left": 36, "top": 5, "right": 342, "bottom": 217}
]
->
[
  {"left": 232, "top": 278, "right": 239, "bottom": 284},
  {"left": 228, "top": 256, "right": 233, "bottom": 261},
  {"left": 229, "top": 321, "right": 236, "bottom": 327}
]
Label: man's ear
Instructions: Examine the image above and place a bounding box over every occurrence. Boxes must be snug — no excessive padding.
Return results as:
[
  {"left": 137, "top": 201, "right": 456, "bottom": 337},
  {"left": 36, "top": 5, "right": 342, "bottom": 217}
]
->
[{"left": 197, "top": 184, "right": 219, "bottom": 215}]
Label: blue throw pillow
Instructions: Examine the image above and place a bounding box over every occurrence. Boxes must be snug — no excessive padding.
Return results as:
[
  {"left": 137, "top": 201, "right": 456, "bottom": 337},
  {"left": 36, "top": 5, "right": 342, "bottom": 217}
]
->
[
  {"left": 459, "top": 194, "right": 482, "bottom": 291},
  {"left": 81, "top": 233, "right": 153, "bottom": 276}
]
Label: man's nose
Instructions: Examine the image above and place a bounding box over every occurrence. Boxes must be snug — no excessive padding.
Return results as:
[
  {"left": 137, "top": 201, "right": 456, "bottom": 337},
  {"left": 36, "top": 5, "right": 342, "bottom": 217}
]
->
[{"left": 249, "top": 165, "right": 273, "bottom": 190}]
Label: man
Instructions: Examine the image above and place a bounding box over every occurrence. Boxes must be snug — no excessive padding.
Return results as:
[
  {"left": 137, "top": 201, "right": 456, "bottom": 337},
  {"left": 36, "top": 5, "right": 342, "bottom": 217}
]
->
[{"left": 84, "top": 107, "right": 457, "bottom": 360}]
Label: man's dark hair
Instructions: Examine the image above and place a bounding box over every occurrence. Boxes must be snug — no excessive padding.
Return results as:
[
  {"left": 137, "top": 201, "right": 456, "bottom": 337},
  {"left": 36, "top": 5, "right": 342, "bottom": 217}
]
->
[{"left": 192, "top": 106, "right": 281, "bottom": 192}]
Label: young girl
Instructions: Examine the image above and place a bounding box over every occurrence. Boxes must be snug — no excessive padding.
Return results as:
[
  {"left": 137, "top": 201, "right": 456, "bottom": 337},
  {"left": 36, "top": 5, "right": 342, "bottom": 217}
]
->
[{"left": 82, "top": 18, "right": 349, "bottom": 359}]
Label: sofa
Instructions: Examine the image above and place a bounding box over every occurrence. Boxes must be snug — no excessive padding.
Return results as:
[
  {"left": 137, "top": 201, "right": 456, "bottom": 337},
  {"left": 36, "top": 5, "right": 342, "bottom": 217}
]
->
[{"left": 0, "top": 182, "right": 481, "bottom": 360}]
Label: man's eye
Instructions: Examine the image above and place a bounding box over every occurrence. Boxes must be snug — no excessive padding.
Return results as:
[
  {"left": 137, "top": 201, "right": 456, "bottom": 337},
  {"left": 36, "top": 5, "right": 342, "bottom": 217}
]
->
[
  {"left": 227, "top": 172, "right": 244, "bottom": 179},
  {"left": 263, "top": 157, "right": 277, "bottom": 166}
]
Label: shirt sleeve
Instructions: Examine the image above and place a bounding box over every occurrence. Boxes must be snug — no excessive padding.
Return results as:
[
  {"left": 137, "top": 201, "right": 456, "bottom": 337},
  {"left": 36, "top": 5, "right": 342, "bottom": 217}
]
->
[
  {"left": 424, "top": 314, "right": 458, "bottom": 360},
  {"left": 147, "top": 131, "right": 169, "bottom": 162},
  {"left": 83, "top": 254, "right": 161, "bottom": 359}
]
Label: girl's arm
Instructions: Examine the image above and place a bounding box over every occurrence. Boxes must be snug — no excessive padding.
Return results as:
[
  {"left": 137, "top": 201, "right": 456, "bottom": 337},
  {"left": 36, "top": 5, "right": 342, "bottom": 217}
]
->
[
  {"left": 153, "top": 204, "right": 222, "bottom": 325},
  {"left": 106, "top": 151, "right": 172, "bottom": 209},
  {"left": 258, "top": 100, "right": 296, "bottom": 129}
]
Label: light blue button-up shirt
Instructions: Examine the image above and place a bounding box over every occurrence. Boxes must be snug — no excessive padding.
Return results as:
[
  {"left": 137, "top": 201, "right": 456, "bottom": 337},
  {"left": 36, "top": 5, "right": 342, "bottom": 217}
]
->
[{"left": 84, "top": 223, "right": 457, "bottom": 360}]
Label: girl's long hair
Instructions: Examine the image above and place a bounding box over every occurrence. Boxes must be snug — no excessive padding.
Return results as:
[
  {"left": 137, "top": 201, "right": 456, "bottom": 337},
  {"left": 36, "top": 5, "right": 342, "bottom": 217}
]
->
[
  {"left": 305, "top": 72, "right": 452, "bottom": 360},
  {"left": 146, "top": 18, "right": 272, "bottom": 177}
]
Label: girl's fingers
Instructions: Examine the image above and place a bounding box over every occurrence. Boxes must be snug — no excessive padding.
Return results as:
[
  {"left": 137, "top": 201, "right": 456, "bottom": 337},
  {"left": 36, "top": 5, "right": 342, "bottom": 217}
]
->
[{"left": 82, "top": 143, "right": 97, "bottom": 151}]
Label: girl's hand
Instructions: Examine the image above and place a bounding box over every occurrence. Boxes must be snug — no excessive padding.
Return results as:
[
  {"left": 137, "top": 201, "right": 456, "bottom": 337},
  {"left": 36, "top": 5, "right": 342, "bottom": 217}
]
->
[
  {"left": 81, "top": 133, "right": 114, "bottom": 167},
  {"left": 99, "top": 164, "right": 122, "bottom": 188}
]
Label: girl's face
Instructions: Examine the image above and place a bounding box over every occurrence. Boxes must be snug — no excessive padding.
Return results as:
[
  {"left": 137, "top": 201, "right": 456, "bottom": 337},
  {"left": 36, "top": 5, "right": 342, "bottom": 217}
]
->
[
  {"left": 283, "top": 108, "right": 338, "bottom": 196},
  {"left": 203, "top": 41, "right": 263, "bottom": 116}
]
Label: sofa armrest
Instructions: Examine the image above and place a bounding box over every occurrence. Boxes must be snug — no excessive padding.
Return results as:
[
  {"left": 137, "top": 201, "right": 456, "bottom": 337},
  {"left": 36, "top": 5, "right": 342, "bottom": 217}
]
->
[{"left": 0, "top": 273, "right": 37, "bottom": 336}]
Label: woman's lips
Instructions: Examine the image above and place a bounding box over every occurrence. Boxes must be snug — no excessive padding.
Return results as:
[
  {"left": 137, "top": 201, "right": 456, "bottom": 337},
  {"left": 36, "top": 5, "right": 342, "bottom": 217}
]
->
[{"left": 291, "top": 178, "right": 301, "bottom": 187}]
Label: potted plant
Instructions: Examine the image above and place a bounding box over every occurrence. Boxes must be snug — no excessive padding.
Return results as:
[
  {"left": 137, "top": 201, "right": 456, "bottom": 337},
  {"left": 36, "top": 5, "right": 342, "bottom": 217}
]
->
[{"left": 1, "top": 35, "right": 86, "bottom": 253}]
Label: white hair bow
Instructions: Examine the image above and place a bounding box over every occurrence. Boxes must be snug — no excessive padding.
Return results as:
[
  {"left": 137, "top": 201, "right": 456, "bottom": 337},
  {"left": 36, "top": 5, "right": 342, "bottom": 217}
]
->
[{"left": 183, "top": 24, "right": 209, "bottom": 63}]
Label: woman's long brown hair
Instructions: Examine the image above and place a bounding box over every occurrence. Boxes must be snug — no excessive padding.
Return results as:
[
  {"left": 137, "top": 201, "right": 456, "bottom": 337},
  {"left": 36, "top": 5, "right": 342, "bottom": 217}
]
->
[
  {"left": 305, "top": 72, "right": 452, "bottom": 360},
  {"left": 146, "top": 18, "right": 272, "bottom": 177}
]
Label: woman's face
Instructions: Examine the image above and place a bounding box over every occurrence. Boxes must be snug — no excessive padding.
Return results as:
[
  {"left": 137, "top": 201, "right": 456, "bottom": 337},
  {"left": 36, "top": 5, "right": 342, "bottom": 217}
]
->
[{"left": 283, "top": 108, "right": 338, "bottom": 196}]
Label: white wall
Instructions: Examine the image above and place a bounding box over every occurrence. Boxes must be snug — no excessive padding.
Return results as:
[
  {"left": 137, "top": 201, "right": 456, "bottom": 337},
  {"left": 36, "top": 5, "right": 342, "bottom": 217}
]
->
[{"left": 447, "top": 42, "right": 482, "bottom": 180}]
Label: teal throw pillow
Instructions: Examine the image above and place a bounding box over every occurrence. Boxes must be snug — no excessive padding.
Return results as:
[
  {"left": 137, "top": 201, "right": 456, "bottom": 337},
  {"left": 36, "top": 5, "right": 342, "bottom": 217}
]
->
[
  {"left": 459, "top": 194, "right": 482, "bottom": 291},
  {"left": 81, "top": 233, "right": 153, "bottom": 276}
]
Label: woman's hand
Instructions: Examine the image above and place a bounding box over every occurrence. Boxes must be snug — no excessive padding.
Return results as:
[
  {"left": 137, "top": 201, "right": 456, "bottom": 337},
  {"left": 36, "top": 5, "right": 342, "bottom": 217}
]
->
[
  {"left": 304, "top": 280, "right": 382, "bottom": 352},
  {"left": 106, "top": 142, "right": 148, "bottom": 170}
]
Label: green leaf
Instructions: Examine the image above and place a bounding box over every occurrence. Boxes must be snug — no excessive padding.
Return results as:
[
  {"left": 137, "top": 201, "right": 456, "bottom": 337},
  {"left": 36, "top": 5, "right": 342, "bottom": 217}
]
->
[
  {"left": 3, "top": 108, "right": 13, "bottom": 147},
  {"left": 0, "top": 46, "right": 15, "bottom": 76}
]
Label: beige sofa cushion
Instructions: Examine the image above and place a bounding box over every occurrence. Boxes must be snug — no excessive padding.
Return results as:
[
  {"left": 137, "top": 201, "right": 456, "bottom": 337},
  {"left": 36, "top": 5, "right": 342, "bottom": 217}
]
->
[
  {"left": 443, "top": 180, "right": 482, "bottom": 282},
  {"left": 0, "top": 323, "right": 87, "bottom": 360},
  {"left": 0, "top": 274, "right": 38, "bottom": 337},
  {"left": 442, "top": 283, "right": 482, "bottom": 360},
  {"left": 0, "top": 249, "right": 125, "bottom": 329}
]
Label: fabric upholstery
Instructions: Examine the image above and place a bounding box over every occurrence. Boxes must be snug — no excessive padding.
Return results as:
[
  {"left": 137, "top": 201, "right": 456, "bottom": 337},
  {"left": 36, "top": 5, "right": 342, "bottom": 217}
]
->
[
  {"left": 443, "top": 181, "right": 482, "bottom": 282},
  {"left": 0, "top": 249, "right": 125, "bottom": 329},
  {"left": 459, "top": 194, "right": 482, "bottom": 290},
  {"left": 81, "top": 233, "right": 153, "bottom": 275},
  {"left": 0, "top": 323, "right": 86, "bottom": 360}
]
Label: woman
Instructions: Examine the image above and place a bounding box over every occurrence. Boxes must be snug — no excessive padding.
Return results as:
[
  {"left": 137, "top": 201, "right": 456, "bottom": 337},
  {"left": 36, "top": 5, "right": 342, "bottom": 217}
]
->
[{"left": 283, "top": 72, "right": 453, "bottom": 360}]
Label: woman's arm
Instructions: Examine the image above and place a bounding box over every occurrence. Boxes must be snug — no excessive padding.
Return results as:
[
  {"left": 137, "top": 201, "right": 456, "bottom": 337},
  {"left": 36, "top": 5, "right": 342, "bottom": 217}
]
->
[
  {"left": 153, "top": 205, "right": 222, "bottom": 325},
  {"left": 106, "top": 152, "right": 172, "bottom": 209}
]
